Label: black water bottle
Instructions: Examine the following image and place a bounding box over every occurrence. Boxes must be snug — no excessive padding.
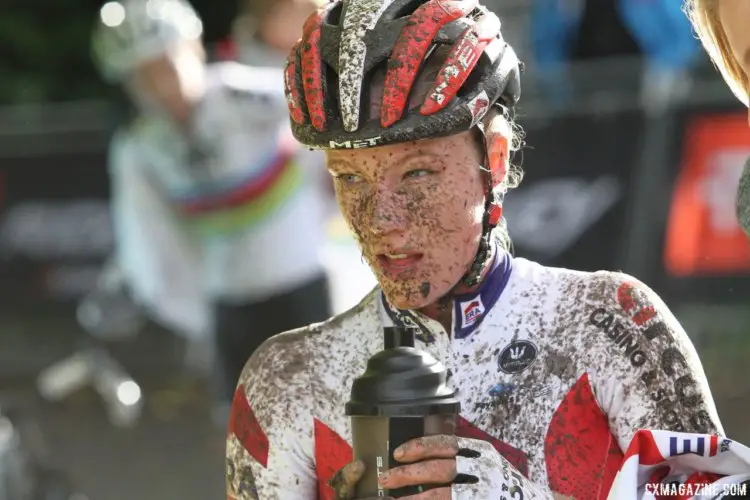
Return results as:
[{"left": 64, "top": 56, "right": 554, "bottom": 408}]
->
[{"left": 346, "top": 326, "right": 460, "bottom": 498}]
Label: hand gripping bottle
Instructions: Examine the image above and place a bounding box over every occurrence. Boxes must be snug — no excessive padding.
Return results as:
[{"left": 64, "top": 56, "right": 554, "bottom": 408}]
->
[{"left": 346, "top": 326, "right": 460, "bottom": 497}]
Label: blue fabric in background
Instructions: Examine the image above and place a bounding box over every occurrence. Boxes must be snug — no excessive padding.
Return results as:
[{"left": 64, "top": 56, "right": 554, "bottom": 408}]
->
[{"left": 530, "top": 0, "right": 700, "bottom": 73}]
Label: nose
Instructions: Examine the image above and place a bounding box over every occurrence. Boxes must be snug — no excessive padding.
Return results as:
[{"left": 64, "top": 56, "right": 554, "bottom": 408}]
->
[{"left": 368, "top": 186, "right": 407, "bottom": 236}]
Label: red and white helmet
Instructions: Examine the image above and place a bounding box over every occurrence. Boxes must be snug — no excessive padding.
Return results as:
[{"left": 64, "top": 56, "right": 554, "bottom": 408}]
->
[{"left": 283, "top": 0, "right": 522, "bottom": 150}]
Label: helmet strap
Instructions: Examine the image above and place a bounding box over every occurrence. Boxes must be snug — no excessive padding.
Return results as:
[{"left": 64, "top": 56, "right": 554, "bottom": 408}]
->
[{"left": 460, "top": 118, "right": 507, "bottom": 287}]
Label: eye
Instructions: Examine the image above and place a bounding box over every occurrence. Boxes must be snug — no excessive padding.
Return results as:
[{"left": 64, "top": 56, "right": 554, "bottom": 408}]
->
[
  {"left": 334, "top": 173, "right": 364, "bottom": 185},
  {"left": 404, "top": 168, "right": 432, "bottom": 179}
]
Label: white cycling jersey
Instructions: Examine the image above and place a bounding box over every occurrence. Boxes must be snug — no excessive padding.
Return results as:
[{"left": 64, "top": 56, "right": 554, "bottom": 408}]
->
[
  {"left": 226, "top": 246, "right": 727, "bottom": 499},
  {"left": 108, "top": 61, "right": 328, "bottom": 335}
]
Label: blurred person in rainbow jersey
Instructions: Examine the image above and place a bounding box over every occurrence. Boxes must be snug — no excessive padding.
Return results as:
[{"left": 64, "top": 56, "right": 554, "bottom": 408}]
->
[
  {"left": 685, "top": 0, "right": 750, "bottom": 237},
  {"left": 229, "top": 0, "right": 379, "bottom": 314},
  {"left": 86, "top": 0, "right": 338, "bottom": 423}
]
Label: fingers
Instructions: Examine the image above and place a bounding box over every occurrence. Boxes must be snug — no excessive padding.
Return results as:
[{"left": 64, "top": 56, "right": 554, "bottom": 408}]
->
[
  {"left": 329, "top": 436, "right": 460, "bottom": 499},
  {"left": 394, "top": 435, "right": 459, "bottom": 463},
  {"left": 378, "top": 459, "right": 456, "bottom": 489},
  {"left": 329, "top": 460, "right": 366, "bottom": 500}
]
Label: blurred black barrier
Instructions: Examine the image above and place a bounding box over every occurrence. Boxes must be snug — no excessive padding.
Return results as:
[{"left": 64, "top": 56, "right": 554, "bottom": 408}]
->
[
  {"left": 0, "top": 102, "right": 113, "bottom": 314},
  {"left": 505, "top": 57, "right": 647, "bottom": 275},
  {"left": 504, "top": 109, "right": 642, "bottom": 273}
]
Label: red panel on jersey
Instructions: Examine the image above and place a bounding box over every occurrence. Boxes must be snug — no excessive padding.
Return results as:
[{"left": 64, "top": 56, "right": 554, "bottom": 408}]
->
[
  {"left": 545, "top": 373, "right": 623, "bottom": 500},
  {"left": 314, "top": 419, "right": 353, "bottom": 500},
  {"left": 228, "top": 385, "right": 270, "bottom": 468},
  {"left": 623, "top": 429, "right": 666, "bottom": 466},
  {"left": 456, "top": 416, "right": 529, "bottom": 477}
]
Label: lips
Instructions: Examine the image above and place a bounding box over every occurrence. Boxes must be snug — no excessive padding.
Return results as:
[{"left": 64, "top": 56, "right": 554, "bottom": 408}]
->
[{"left": 375, "top": 252, "right": 424, "bottom": 279}]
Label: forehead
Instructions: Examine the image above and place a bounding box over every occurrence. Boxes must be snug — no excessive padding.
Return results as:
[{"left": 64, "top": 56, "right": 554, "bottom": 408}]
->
[{"left": 325, "top": 131, "right": 478, "bottom": 166}]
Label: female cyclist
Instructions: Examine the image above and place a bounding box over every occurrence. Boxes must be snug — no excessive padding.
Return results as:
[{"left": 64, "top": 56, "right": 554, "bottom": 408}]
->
[{"left": 227, "top": 0, "right": 725, "bottom": 497}]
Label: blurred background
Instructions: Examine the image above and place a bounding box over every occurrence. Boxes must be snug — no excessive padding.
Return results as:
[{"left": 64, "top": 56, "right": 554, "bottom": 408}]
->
[{"left": 0, "top": 0, "right": 748, "bottom": 499}]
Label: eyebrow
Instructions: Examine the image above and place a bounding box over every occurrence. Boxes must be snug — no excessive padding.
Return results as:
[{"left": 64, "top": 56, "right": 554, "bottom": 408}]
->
[
  {"left": 396, "top": 149, "right": 444, "bottom": 166},
  {"left": 326, "top": 148, "right": 444, "bottom": 174},
  {"left": 326, "top": 157, "right": 355, "bottom": 172}
]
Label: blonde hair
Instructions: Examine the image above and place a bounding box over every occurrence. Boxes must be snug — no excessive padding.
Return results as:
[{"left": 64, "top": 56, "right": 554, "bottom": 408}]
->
[{"left": 684, "top": 0, "right": 748, "bottom": 105}]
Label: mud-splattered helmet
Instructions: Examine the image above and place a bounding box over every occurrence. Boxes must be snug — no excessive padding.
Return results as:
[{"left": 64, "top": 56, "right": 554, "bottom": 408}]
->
[{"left": 283, "top": 0, "right": 522, "bottom": 150}]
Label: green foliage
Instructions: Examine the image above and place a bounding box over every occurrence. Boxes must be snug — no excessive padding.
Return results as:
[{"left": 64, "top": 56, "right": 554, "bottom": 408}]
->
[
  {"left": 0, "top": 0, "right": 117, "bottom": 104},
  {"left": 0, "top": 0, "right": 234, "bottom": 105}
]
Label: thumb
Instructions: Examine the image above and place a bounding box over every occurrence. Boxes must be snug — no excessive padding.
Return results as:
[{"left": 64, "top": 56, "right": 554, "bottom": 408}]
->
[{"left": 329, "top": 460, "right": 366, "bottom": 500}]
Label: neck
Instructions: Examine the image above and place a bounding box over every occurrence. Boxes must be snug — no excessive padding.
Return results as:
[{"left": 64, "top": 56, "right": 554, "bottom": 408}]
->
[{"left": 417, "top": 243, "right": 496, "bottom": 333}]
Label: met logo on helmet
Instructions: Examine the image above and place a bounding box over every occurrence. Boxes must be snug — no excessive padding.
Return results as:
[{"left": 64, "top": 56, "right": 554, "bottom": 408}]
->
[
  {"left": 328, "top": 137, "right": 382, "bottom": 149},
  {"left": 460, "top": 296, "right": 485, "bottom": 328}
]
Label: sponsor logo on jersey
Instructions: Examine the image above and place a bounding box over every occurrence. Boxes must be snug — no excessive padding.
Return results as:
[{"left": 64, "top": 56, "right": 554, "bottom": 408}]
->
[
  {"left": 487, "top": 382, "right": 550, "bottom": 399},
  {"left": 589, "top": 306, "right": 715, "bottom": 434},
  {"left": 588, "top": 307, "right": 648, "bottom": 368},
  {"left": 616, "top": 281, "right": 657, "bottom": 326},
  {"left": 668, "top": 435, "right": 729, "bottom": 457},
  {"left": 498, "top": 340, "right": 538, "bottom": 374},
  {"left": 460, "top": 297, "right": 485, "bottom": 328},
  {"left": 488, "top": 382, "right": 515, "bottom": 397}
]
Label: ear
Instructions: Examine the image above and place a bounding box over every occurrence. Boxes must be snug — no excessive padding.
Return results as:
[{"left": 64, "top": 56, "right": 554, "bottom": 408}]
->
[
  {"left": 486, "top": 129, "right": 508, "bottom": 190},
  {"left": 485, "top": 129, "right": 509, "bottom": 226}
]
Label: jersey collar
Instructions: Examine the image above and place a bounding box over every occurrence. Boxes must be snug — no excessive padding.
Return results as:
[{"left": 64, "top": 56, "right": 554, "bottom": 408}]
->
[
  {"left": 379, "top": 244, "right": 513, "bottom": 341},
  {"left": 451, "top": 249, "right": 512, "bottom": 339}
]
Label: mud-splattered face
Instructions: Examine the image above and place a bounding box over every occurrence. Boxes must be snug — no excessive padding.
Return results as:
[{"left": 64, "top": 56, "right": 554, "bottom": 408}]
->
[{"left": 326, "top": 132, "right": 486, "bottom": 310}]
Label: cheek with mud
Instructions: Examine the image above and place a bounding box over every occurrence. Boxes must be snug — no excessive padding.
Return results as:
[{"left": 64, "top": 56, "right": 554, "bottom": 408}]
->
[{"left": 338, "top": 168, "right": 483, "bottom": 308}]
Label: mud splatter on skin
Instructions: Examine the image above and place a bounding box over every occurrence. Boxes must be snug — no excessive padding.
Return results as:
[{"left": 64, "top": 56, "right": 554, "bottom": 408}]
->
[{"left": 326, "top": 133, "right": 486, "bottom": 314}]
